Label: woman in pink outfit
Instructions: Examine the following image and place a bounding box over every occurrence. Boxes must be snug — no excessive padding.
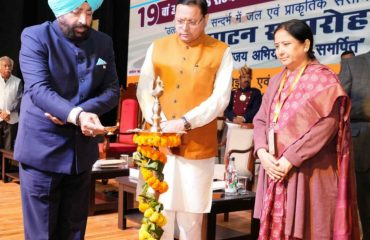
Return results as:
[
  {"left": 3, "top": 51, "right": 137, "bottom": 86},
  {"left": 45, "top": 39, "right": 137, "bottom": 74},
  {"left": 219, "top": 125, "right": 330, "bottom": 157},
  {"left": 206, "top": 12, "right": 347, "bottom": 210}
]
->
[{"left": 253, "top": 19, "right": 359, "bottom": 240}]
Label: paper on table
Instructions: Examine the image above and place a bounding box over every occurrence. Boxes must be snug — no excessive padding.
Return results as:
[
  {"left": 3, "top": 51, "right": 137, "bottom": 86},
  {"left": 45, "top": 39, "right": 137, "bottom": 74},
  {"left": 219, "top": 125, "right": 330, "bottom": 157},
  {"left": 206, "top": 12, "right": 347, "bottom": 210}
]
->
[
  {"left": 225, "top": 121, "right": 241, "bottom": 129},
  {"left": 129, "top": 168, "right": 139, "bottom": 178},
  {"left": 212, "top": 180, "right": 226, "bottom": 191},
  {"left": 94, "top": 159, "right": 124, "bottom": 167}
]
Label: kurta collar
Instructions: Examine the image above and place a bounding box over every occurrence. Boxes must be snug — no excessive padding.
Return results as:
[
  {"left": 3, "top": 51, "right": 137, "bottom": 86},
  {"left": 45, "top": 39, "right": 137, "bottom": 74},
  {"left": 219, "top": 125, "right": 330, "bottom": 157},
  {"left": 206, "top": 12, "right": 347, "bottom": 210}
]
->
[{"left": 0, "top": 75, "right": 11, "bottom": 84}]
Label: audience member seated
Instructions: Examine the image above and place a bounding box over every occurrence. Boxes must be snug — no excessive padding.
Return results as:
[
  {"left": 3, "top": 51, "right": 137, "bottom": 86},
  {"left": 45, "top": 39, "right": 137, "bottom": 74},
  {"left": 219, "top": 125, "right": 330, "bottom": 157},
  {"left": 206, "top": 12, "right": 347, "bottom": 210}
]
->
[
  {"left": 224, "top": 65, "right": 262, "bottom": 124},
  {"left": 0, "top": 56, "right": 23, "bottom": 151}
]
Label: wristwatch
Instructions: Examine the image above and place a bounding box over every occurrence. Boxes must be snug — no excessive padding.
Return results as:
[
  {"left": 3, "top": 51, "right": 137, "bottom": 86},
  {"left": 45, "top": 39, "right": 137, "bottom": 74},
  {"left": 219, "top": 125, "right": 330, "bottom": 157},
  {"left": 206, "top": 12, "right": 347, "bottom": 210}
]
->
[{"left": 181, "top": 116, "right": 191, "bottom": 131}]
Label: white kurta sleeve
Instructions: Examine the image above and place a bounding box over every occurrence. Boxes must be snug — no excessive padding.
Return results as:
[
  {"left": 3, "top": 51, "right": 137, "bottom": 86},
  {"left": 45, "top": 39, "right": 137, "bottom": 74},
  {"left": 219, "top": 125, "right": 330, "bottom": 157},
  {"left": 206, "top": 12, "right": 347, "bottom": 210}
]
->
[{"left": 184, "top": 47, "right": 233, "bottom": 129}]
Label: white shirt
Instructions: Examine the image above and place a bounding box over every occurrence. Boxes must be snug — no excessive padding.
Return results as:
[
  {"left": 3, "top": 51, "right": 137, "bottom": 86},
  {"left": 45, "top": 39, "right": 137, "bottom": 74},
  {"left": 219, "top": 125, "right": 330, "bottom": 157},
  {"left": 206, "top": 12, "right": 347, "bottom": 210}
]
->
[{"left": 0, "top": 74, "right": 22, "bottom": 124}]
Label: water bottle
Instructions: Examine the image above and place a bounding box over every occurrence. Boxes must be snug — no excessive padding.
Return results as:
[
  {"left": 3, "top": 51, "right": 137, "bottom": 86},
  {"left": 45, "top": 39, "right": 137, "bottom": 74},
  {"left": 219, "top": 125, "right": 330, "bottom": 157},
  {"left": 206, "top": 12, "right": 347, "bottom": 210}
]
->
[{"left": 225, "top": 157, "right": 238, "bottom": 195}]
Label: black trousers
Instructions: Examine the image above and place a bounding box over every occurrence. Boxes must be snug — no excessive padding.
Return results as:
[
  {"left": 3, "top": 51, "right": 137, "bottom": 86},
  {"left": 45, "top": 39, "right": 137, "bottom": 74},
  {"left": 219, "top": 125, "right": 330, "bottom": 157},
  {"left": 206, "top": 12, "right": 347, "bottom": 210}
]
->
[{"left": 0, "top": 121, "right": 18, "bottom": 150}]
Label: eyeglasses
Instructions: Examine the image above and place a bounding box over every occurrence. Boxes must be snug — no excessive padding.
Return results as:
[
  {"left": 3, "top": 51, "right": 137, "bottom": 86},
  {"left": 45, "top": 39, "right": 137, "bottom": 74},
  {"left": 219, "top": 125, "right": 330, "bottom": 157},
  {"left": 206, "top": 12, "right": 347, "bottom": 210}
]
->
[{"left": 175, "top": 17, "right": 204, "bottom": 28}]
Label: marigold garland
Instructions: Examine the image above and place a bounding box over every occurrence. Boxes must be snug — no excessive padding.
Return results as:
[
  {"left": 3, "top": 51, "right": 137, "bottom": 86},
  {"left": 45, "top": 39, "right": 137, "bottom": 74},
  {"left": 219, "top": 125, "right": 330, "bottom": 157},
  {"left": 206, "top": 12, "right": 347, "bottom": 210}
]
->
[
  {"left": 133, "top": 132, "right": 181, "bottom": 240},
  {"left": 137, "top": 146, "right": 167, "bottom": 164},
  {"left": 133, "top": 133, "right": 181, "bottom": 148}
]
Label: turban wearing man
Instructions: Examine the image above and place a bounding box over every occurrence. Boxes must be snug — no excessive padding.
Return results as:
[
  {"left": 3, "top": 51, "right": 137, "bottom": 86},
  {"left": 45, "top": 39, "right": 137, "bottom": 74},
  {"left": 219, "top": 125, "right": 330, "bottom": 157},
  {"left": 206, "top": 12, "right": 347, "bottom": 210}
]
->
[
  {"left": 16, "top": 0, "right": 121, "bottom": 239},
  {"left": 48, "top": 0, "right": 103, "bottom": 17},
  {"left": 224, "top": 64, "right": 262, "bottom": 124}
]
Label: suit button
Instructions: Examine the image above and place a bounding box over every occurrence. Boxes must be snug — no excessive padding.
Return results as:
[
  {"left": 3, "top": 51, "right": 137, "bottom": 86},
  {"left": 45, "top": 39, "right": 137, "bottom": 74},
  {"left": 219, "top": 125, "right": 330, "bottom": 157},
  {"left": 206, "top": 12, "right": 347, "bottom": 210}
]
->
[
  {"left": 176, "top": 84, "right": 180, "bottom": 89},
  {"left": 172, "top": 115, "right": 176, "bottom": 119},
  {"left": 174, "top": 99, "right": 177, "bottom": 103},
  {"left": 182, "top": 57, "right": 186, "bottom": 61},
  {"left": 80, "top": 95, "right": 84, "bottom": 100},
  {"left": 180, "top": 70, "right": 183, "bottom": 74},
  {"left": 80, "top": 78, "right": 85, "bottom": 82}
]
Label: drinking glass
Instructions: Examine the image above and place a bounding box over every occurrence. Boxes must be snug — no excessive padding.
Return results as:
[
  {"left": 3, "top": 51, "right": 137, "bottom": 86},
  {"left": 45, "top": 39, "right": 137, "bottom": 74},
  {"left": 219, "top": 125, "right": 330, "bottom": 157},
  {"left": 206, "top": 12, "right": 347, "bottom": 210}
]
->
[
  {"left": 237, "top": 176, "right": 248, "bottom": 195},
  {"left": 120, "top": 154, "right": 129, "bottom": 168}
]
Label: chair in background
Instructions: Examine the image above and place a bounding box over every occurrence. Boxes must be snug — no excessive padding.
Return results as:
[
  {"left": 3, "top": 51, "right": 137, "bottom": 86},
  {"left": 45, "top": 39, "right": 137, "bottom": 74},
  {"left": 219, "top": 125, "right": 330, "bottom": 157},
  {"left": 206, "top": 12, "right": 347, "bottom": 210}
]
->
[
  {"left": 99, "top": 84, "right": 142, "bottom": 159},
  {"left": 224, "top": 123, "right": 255, "bottom": 190},
  {"left": 214, "top": 123, "right": 255, "bottom": 222}
]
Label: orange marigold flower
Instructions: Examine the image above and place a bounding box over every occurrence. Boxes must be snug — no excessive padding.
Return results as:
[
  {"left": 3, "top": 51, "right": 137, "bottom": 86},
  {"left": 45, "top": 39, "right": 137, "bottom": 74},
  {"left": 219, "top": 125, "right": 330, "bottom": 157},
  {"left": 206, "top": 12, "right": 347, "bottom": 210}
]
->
[
  {"left": 159, "top": 154, "right": 167, "bottom": 163},
  {"left": 147, "top": 176, "right": 156, "bottom": 185},
  {"left": 160, "top": 181, "right": 168, "bottom": 193},
  {"left": 160, "top": 137, "right": 168, "bottom": 147},
  {"left": 152, "top": 179, "right": 160, "bottom": 189},
  {"left": 151, "top": 152, "right": 159, "bottom": 160}
]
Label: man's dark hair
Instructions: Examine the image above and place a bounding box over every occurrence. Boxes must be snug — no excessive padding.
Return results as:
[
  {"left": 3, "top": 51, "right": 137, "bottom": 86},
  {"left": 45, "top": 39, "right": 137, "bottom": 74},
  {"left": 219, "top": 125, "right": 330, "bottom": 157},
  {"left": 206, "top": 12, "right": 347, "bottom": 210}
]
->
[
  {"left": 341, "top": 50, "right": 355, "bottom": 58},
  {"left": 176, "top": 0, "right": 208, "bottom": 16}
]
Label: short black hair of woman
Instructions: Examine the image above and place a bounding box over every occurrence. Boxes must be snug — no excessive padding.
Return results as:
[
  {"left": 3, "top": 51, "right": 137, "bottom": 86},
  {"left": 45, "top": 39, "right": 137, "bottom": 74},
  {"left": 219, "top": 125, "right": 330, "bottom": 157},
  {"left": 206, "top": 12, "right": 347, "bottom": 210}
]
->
[
  {"left": 274, "top": 19, "right": 316, "bottom": 60},
  {"left": 176, "top": 0, "right": 208, "bottom": 16}
]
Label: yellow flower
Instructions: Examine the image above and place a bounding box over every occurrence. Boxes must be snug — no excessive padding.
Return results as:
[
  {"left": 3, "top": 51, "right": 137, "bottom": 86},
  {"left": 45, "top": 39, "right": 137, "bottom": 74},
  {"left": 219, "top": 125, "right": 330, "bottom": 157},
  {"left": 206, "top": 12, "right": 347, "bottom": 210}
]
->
[
  {"left": 140, "top": 223, "right": 149, "bottom": 231},
  {"left": 139, "top": 229, "right": 152, "bottom": 240},
  {"left": 141, "top": 168, "right": 153, "bottom": 180},
  {"left": 144, "top": 208, "right": 154, "bottom": 218},
  {"left": 139, "top": 202, "right": 150, "bottom": 213},
  {"left": 153, "top": 135, "right": 161, "bottom": 146},
  {"left": 147, "top": 176, "right": 156, "bottom": 185},
  {"left": 160, "top": 137, "right": 168, "bottom": 147},
  {"left": 157, "top": 214, "right": 167, "bottom": 227},
  {"left": 149, "top": 211, "right": 159, "bottom": 222}
]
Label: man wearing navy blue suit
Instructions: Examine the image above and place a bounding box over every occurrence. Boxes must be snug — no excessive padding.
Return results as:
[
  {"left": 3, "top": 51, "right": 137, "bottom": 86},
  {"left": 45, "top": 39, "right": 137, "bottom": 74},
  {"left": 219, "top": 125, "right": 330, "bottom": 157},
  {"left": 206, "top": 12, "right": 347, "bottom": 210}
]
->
[{"left": 15, "top": 0, "right": 119, "bottom": 239}]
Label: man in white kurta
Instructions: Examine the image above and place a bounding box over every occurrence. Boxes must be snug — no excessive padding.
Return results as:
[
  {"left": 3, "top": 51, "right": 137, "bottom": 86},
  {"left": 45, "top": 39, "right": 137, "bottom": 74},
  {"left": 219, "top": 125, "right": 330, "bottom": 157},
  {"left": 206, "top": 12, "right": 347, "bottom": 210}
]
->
[
  {"left": 136, "top": 1, "right": 233, "bottom": 239},
  {"left": 0, "top": 56, "right": 22, "bottom": 150}
]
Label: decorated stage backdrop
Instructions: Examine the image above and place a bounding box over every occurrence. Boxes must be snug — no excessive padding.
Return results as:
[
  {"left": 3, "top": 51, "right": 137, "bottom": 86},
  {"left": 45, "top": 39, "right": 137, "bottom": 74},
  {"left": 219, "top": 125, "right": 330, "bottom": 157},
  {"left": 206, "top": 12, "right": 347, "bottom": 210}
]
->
[{"left": 127, "top": 0, "right": 370, "bottom": 93}]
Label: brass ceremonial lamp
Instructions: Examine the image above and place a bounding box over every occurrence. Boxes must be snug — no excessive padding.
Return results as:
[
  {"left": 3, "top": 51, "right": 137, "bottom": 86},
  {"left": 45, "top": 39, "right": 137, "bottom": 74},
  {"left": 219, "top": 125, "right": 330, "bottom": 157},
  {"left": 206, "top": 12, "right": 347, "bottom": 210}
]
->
[
  {"left": 132, "top": 77, "right": 182, "bottom": 240},
  {"left": 150, "top": 78, "right": 164, "bottom": 132}
]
